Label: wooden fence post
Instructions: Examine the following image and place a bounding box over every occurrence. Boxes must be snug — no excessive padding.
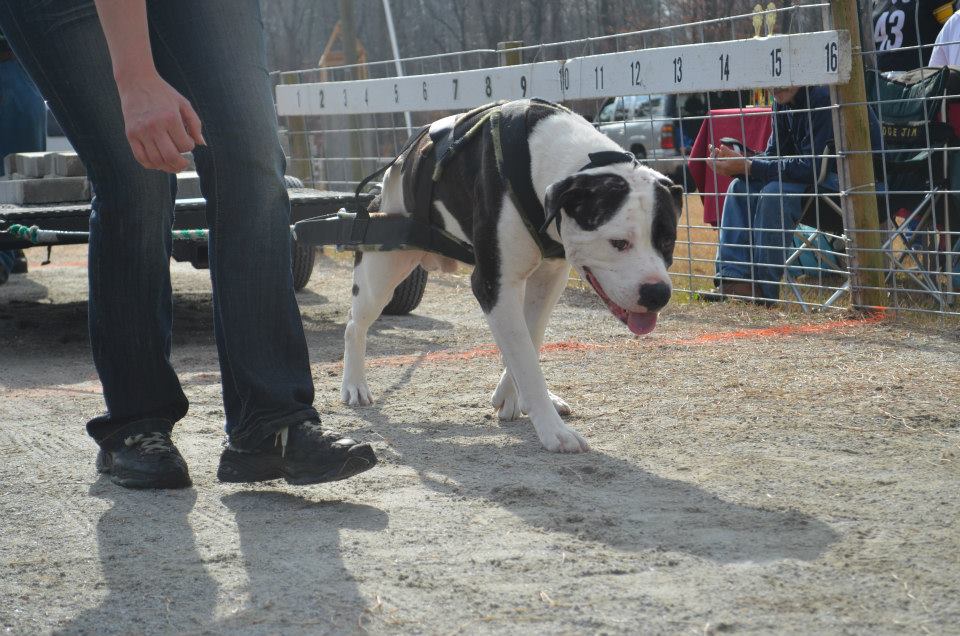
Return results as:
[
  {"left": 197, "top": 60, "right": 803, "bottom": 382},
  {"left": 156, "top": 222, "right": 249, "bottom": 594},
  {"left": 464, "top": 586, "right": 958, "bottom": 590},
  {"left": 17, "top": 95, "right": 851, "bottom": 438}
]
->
[{"left": 830, "top": 0, "right": 887, "bottom": 310}]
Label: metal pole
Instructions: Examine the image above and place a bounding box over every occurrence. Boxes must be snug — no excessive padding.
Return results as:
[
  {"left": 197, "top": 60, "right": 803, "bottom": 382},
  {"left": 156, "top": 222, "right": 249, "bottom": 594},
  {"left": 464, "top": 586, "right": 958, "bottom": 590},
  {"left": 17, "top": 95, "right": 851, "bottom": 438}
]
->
[
  {"left": 830, "top": 0, "right": 886, "bottom": 310},
  {"left": 382, "top": 0, "right": 413, "bottom": 135}
]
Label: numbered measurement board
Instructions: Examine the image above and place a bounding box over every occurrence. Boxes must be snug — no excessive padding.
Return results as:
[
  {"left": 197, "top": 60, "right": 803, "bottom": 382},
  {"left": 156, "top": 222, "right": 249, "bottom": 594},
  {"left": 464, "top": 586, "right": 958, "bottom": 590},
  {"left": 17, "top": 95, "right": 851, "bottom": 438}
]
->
[{"left": 277, "top": 30, "right": 849, "bottom": 116}]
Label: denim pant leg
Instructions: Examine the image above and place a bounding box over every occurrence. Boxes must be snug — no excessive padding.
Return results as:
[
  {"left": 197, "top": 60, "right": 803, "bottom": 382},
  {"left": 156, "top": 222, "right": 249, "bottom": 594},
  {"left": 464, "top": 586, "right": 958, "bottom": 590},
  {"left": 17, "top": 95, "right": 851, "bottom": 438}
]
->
[
  {"left": 0, "top": 57, "right": 46, "bottom": 170},
  {"left": 0, "top": 57, "right": 46, "bottom": 276},
  {"left": 749, "top": 180, "right": 810, "bottom": 299},
  {"left": 715, "top": 177, "right": 761, "bottom": 282},
  {"left": 0, "top": 0, "right": 189, "bottom": 443},
  {"left": 146, "top": 0, "right": 318, "bottom": 448}
]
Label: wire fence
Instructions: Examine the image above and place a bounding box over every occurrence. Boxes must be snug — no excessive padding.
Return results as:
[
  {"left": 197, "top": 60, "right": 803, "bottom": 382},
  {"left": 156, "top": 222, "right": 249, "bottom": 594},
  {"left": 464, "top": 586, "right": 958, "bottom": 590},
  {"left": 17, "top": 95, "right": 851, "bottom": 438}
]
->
[{"left": 273, "top": 1, "right": 959, "bottom": 319}]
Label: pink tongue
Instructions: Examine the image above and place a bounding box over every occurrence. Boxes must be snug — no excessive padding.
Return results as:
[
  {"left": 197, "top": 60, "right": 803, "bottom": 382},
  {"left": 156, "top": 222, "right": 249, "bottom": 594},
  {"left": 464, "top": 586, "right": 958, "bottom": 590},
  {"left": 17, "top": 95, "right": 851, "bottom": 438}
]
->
[{"left": 627, "top": 311, "right": 658, "bottom": 336}]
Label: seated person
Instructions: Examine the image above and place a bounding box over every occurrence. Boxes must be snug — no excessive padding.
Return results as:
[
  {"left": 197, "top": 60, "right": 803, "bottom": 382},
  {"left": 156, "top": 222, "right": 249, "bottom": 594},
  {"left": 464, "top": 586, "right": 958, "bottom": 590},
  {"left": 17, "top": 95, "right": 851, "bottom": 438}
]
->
[{"left": 703, "top": 85, "right": 882, "bottom": 304}]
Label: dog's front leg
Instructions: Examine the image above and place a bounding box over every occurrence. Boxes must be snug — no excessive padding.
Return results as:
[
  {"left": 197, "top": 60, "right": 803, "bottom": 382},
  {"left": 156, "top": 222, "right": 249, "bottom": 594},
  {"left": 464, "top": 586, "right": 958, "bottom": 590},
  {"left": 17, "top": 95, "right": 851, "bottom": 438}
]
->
[
  {"left": 484, "top": 281, "right": 589, "bottom": 453},
  {"left": 491, "top": 259, "right": 572, "bottom": 420}
]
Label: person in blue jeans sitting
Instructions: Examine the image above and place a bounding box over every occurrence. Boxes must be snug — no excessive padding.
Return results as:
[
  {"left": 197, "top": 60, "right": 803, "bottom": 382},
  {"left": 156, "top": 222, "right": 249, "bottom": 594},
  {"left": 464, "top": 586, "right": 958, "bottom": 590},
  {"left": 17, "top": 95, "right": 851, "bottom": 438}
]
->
[
  {"left": 0, "top": 33, "right": 46, "bottom": 285},
  {"left": 0, "top": 0, "right": 378, "bottom": 489},
  {"left": 703, "top": 85, "right": 882, "bottom": 305}
]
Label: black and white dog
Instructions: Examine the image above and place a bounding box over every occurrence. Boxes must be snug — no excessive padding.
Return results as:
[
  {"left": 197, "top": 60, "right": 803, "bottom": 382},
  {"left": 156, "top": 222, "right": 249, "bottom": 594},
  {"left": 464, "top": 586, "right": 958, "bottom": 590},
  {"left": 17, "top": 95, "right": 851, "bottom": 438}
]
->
[{"left": 341, "top": 99, "right": 682, "bottom": 453}]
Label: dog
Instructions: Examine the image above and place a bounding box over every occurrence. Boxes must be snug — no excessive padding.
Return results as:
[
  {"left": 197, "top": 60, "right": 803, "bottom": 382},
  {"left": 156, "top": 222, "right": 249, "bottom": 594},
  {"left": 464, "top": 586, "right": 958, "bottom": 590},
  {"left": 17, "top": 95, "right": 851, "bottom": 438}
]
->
[{"left": 341, "top": 99, "right": 682, "bottom": 453}]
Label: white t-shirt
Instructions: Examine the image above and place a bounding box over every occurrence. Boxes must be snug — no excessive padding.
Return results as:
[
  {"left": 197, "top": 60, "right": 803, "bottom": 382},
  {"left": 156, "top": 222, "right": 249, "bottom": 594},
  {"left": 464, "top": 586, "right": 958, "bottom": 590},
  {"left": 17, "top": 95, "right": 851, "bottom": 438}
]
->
[{"left": 930, "top": 11, "right": 960, "bottom": 66}]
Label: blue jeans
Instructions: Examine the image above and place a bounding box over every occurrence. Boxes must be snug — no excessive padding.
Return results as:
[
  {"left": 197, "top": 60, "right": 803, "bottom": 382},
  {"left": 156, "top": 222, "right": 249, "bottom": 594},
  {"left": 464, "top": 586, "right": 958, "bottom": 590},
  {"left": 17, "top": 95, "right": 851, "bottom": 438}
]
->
[
  {"left": 0, "top": 0, "right": 318, "bottom": 448},
  {"left": 1, "top": 56, "right": 47, "bottom": 276},
  {"left": 715, "top": 174, "right": 841, "bottom": 300}
]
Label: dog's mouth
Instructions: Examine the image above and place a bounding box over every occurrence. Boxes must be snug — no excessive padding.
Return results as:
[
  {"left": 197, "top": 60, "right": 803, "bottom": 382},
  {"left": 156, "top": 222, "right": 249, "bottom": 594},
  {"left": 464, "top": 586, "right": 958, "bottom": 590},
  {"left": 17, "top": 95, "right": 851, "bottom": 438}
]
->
[{"left": 582, "top": 267, "right": 658, "bottom": 336}]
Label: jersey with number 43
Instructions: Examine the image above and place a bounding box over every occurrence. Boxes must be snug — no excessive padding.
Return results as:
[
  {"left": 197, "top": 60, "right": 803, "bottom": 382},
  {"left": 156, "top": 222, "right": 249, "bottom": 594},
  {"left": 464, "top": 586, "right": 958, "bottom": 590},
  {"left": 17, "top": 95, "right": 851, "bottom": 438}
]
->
[{"left": 873, "top": 0, "right": 957, "bottom": 71}]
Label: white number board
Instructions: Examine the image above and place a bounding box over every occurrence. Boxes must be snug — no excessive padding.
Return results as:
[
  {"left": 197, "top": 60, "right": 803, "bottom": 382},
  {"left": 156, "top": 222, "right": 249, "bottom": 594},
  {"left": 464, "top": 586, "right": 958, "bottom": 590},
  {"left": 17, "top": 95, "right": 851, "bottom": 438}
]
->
[
  {"left": 566, "top": 30, "right": 849, "bottom": 98},
  {"left": 277, "top": 30, "right": 849, "bottom": 117},
  {"left": 277, "top": 62, "right": 563, "bottom": 116}
]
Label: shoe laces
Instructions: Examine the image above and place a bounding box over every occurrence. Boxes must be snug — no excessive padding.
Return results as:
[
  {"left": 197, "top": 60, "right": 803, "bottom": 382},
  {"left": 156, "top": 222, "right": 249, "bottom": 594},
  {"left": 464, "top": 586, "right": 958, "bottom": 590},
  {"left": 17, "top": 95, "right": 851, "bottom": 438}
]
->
[{"left": 124, "top": 432, "right": 176, "bottom": 455}]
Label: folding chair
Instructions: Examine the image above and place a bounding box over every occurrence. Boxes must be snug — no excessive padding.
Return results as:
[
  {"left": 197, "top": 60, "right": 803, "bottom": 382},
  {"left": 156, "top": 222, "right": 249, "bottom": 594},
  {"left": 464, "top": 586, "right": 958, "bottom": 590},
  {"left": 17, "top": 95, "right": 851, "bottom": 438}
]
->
[
  {"left": 782, "top": 143, "right": 851, "bottom": 312},
  {"left": 872, "top": 67, "right": 960, "bottom": 309},
  {"left": 784, "top": 68, "right": 960, "bottom": 312}
]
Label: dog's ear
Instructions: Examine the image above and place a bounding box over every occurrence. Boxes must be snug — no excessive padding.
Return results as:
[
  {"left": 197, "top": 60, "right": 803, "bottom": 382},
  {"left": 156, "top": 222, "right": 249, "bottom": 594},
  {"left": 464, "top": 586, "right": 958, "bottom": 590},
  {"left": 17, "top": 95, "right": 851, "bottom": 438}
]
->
[
  {"left": 656, "top": 177, "right": 684, "bottom": 216},
  {"left": 545, "top": 173, "right": 630, "bottom": 231}
]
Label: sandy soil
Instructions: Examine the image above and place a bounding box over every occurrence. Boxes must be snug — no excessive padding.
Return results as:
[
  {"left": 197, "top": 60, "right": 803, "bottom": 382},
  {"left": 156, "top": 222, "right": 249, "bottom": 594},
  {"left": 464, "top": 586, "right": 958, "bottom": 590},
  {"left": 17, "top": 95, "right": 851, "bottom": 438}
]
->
[{"left": 1, "top": 244, "right": 959, "bottom": 635}]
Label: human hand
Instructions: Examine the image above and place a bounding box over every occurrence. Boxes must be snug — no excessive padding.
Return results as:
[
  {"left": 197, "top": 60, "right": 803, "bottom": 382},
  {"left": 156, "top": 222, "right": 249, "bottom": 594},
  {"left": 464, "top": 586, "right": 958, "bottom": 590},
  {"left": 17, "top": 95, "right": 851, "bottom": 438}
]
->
[
  {"left": 708, "top": 143, "right": 750, "bottom": 177},
  {"left": 117, "top": 72, "right": 205, "bottom": 173}
]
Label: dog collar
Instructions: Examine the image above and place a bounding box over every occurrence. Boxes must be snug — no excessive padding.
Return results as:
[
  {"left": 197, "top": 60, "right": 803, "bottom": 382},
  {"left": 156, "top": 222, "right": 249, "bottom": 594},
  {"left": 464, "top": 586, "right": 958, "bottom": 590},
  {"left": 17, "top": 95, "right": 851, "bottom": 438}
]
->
[{"left": 539, "top": 151, "right": 639, "bottom": 237}]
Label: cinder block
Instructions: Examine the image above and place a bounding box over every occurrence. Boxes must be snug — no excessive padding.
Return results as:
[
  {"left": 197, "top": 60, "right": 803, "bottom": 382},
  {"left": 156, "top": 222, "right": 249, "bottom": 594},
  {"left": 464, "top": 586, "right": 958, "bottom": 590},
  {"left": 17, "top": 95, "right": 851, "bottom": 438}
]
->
[
  {"left": 52, "top": 152, "right": 86, "bottom": 177},
  {"left": 13, "top": 152, "right": 56, "bottom": 178},
  {"left": 176, "top": 171, "right": 202, "bottom": 199},
  {"left": 2, "top": 154, "right": 16, "bottom": 177},
  {"left": 0, "top": 176, "right": 91, "bottom": 204}
]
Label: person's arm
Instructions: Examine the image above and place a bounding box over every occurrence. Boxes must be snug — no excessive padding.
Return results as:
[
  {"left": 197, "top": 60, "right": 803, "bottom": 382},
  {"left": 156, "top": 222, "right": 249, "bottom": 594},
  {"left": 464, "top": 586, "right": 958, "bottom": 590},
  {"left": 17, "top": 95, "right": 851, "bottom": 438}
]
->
[
  {"left": 749, "top": 89, "right": 831, "bottom": 184},
  {"left": 93, "top": 0, "right": 204, "bottom": 173}
]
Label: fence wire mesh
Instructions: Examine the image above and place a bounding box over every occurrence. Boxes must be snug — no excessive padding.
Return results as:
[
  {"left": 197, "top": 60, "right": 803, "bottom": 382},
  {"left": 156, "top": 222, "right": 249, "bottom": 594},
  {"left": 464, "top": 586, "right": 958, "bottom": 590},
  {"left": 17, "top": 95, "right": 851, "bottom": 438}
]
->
[{"left": 274, "top": 1, "right": 959, "bottom": 319}]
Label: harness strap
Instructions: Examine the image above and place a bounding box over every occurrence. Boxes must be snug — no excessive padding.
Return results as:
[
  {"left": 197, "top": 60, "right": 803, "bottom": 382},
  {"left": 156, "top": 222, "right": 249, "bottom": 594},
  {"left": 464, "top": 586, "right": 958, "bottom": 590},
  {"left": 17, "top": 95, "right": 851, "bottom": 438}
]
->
[{"left": 491, "top": 100, "right": 568, "bottom": 259}]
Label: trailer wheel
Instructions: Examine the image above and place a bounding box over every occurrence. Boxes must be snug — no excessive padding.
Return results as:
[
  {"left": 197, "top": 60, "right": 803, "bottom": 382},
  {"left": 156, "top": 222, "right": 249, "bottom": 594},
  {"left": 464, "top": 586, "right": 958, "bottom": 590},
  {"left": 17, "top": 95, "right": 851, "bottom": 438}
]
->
[
  {"left": 382, "top": 265, "right": 428, "bottom": 315},
  {"left": 291, "top": 239, "right": 317, "bottom": 291},
  {"left": 284, "top": 175, "right": 318, "bottom": 291}
]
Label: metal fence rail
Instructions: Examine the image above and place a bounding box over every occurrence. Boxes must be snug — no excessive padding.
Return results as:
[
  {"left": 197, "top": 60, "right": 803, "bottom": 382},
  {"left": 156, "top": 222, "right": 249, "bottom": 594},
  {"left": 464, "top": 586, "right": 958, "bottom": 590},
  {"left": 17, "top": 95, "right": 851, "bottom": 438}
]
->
[{"left": 273, "top": 1, "right": 959, "bottom": 319}]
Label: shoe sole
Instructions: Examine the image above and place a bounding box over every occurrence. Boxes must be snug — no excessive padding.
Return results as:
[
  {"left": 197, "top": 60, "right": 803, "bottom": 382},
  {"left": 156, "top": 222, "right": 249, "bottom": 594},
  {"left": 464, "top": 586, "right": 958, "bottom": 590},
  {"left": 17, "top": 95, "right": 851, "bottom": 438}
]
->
[{"left": 282, "top": 450, "right": 378, "bottom": 485}]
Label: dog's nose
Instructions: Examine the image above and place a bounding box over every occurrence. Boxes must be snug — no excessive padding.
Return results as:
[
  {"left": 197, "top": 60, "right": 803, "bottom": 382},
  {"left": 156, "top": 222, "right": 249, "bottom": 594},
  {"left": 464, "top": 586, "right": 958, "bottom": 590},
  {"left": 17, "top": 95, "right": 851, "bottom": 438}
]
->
[{"left": 638, "top": 282, "right": 671, "bottom": 311}]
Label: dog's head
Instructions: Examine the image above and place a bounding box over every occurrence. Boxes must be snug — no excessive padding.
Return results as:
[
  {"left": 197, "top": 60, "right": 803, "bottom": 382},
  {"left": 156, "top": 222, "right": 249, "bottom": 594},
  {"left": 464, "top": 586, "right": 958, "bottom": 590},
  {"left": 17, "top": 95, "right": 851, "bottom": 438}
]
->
[{"left": 544, "top": 165, "right": 682, "bottom": 336}]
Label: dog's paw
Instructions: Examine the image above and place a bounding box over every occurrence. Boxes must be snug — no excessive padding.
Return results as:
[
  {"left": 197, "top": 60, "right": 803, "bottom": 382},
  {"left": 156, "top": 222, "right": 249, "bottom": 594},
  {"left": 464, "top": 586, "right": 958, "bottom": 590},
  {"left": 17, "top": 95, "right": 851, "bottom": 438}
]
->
[
  {"left": 547, "top": 392, "right": 572, "bottom": 417},
  {"left": 491, "top": 376, "right": 523, "bottom": 421},
  {"left": 535, "top": 422, "right": 590, "bottom": 453},
  {"left": 341, "top": 381, "right": 374, "bottom": 406}
]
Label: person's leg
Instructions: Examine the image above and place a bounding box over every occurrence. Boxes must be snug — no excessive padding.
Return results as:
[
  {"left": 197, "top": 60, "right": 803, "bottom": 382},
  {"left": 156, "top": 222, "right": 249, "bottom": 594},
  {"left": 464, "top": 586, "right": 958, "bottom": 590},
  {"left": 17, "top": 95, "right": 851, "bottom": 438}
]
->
[
  {"left": 749, "top": 180, "right": 815, "bottom": 300},
  {"left": 143, "top": 0, "right": 376, "bottom": 484},
  {"left": 715, "top": 177, "right": 761, "bottom": 283},
  {"left": 0, "top": 56, "right": 47, "bottom": 277},
  {"left": 0, "top": 1, "right": 190, "bottom": 486},
  {"left": 143, "top": 0, "right": 318, "bottom": 451},
  {"left": 0, "top": 57, "right": 46, "bottom": 163}
]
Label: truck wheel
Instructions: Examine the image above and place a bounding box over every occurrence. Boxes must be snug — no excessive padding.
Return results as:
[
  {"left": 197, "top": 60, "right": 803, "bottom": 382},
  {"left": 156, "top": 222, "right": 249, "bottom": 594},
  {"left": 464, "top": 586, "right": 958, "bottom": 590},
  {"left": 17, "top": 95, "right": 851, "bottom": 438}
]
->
[
  {"left": 291, "top": 239, "right": 316, "bottom": 291},
  {"left": 382, "top": 265, "right": 428, "bottom": 315}
]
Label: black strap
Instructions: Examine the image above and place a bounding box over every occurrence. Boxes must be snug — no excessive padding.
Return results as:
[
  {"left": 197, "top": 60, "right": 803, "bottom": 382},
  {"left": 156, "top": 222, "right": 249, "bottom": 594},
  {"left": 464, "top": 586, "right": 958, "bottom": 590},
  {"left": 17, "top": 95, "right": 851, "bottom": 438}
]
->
[
  {"left": 578, "top": 150, "right": 638, "bottom": 172},
  {"left": 353, "top": 124, "right": 431, "bottom": 214}
]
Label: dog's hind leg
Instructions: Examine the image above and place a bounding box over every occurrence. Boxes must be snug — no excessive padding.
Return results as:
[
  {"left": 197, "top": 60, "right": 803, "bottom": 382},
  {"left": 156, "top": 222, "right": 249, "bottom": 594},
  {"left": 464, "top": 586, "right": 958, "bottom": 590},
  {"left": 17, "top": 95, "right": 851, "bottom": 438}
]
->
[
  {"left": 342, "top": 249, "right": 423, "bottom": 406},
  {"left": 491, "top": 259, "right": 572, "bottom": 420}
]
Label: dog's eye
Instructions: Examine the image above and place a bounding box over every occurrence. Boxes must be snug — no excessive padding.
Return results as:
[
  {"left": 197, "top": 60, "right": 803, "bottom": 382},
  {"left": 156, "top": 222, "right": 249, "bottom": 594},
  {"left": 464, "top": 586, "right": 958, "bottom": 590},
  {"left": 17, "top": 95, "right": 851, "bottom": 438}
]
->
[{"left": 609, "top": 239, "right": 631, "bottom": 252}]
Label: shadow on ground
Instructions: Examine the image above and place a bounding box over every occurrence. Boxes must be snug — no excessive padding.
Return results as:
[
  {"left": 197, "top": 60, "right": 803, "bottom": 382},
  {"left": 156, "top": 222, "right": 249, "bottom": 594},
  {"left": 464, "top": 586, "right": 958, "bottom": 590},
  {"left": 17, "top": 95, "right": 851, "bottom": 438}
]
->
[{"left": 52, "top": 482, "right": 387, "bottom": 635}]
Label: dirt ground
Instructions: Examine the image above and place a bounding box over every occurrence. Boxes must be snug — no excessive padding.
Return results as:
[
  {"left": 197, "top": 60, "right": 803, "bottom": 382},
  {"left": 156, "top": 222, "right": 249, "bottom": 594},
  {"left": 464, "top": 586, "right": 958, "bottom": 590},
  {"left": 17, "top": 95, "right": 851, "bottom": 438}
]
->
[{"left": 1, "top": 241, "right": 959, "bottom": 636}]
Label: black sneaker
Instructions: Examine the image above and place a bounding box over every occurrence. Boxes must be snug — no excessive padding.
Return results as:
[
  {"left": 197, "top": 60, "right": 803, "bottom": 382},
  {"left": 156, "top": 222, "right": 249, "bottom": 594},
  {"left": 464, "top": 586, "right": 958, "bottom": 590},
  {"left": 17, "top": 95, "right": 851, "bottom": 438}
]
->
[
  {"left": 217, "top": 420, "right": 378, "bottom": 485},
  {"left": 96, "top": 431, "right": 192, "bottom": 489}
]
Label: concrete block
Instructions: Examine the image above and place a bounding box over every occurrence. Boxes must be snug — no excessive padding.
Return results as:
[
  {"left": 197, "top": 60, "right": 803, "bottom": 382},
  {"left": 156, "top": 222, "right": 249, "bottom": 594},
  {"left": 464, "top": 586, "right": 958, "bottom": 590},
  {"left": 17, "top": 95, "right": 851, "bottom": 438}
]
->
[
  {"left": 176, "top": 171, "right": 202, "bottom": 199},
  {"left": 0, "top": 176, "right": 91, "bottom": 204},
  {"left": 52, "top": 152, "right": 86, "bottom": 177},
  {"left": 13, "top": 152, "right": 56, "bottom": 178},
  {"left": 2, "top": 154, "right": 16, "bottom": 177}
]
